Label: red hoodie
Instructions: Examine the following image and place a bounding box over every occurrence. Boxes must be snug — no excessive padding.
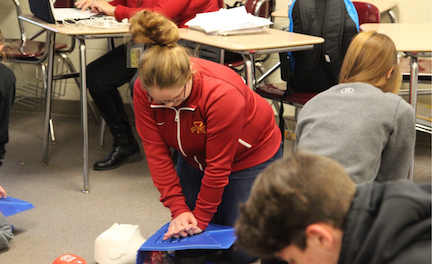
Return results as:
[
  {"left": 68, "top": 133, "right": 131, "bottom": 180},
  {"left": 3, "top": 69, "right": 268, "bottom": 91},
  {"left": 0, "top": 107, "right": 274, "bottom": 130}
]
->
[
  {"left": 134, "top": 58, "right": 282, "bottom": 230},
  {"left": 109, "top": 0, "right": 220, "bottom": 27}
]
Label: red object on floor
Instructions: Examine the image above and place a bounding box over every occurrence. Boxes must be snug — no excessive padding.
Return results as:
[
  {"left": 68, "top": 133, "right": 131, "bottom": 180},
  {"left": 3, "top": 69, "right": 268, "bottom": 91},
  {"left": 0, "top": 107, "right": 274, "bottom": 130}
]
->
[{"left": 52, "top": 254, "right": 87, "bottom": 264}]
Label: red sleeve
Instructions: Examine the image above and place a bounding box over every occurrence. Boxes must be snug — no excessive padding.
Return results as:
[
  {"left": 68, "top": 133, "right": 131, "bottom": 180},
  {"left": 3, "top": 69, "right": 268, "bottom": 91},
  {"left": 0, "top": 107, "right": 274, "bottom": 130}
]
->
[
  {"left": 193, "top": 83, "right": 247, "bottom": 230},
  {"left": 111, "top": 0, "right": 190, "bottom": 22},
  {"left": 133, "top": 81, "right": 191, "bottom": 219}
]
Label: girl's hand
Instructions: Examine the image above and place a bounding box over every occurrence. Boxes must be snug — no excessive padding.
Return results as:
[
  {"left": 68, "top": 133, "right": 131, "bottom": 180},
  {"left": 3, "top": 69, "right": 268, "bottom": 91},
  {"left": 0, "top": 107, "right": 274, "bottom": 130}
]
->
[
  {"left": 0, "top": 185, "right": 7, "bottom": 198},
  {"left": 75, "top": 0, "right": 116, "bottom": 16},
  {"left": 163, "top": 212, "right": 203, "bottom": 240}
]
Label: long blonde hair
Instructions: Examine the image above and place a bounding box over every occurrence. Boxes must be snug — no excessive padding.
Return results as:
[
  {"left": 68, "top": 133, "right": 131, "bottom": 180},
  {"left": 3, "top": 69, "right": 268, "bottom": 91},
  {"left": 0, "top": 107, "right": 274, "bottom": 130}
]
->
[
  {"left": 339, "top": 31, "right": 401, "bottom": 94},
  {"left": 129, "top": 10, "right": 191, "bottom": 90}
]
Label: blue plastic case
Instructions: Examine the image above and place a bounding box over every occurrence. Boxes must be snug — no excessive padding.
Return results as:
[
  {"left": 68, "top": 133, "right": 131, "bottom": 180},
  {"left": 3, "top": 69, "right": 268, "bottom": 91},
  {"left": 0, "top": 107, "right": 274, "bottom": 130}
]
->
[
  {"left": 136, "top": 222, "right": 236, "bottom": 264},
  {"left": 0, "top": 197, "right": 35, "bottom": 217}
]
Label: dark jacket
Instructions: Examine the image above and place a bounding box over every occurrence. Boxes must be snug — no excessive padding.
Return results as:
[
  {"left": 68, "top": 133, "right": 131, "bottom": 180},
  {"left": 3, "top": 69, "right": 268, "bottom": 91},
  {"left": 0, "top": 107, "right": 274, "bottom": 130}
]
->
[{"left": 338, "top": 180, "right": 431, "bottom": 264}]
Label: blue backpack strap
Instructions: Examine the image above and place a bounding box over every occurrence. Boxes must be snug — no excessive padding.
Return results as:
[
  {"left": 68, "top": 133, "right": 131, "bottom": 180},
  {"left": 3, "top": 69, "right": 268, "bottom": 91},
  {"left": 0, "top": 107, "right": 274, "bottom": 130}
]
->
[
  {"left": 288, "top": 0, "right": 297, "bottom": 33},
  {"left": 287, "top": 0, "right": 297, "bottom": 71},
  {"left": 344, "top": 0, "right": 360, "bottom": 31}
]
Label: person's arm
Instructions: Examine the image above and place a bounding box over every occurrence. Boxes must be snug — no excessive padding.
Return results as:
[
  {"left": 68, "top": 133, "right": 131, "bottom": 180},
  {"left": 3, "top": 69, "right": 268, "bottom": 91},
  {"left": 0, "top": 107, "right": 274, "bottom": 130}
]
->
[
  {"left": 133, "top": 81, "right": 191, "bottom": 219},
  {"left": 376, "top": 99, "right": 416, "bottom": 181},
  {"left": 111, "top": 0, "right": 190, "bottom": 21},
  {"left": 192, "top": 85, "right": 247, "bottom": 230}
]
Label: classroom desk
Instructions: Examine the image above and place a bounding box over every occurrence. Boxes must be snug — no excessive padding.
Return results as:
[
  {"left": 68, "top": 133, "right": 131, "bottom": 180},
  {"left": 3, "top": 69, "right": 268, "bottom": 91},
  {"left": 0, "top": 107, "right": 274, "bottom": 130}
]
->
[
  {"left": 178, "top": 28, "right": 324, "bottom": 89},
  {"left": 272, "top": 0, "right": 398, "bottom": 22},
  {"left": 19, "top": 14, "right": 130, "bottom": 193},
  {"left": 360, "top": 22, "right": 432, "bottom": 180}
]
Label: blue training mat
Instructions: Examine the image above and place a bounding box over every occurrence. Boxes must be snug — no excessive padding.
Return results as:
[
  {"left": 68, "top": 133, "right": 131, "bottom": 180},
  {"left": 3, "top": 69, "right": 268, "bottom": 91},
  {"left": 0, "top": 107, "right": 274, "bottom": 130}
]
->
[
  {"left": 136, "top": 223, "right": 236, "bottom": 264},
  {"left": 139, "top": 222, "right": 236, "bottom": 251},
  {"left": 0, "top": 197, "right": 35, "bottom": 217}
]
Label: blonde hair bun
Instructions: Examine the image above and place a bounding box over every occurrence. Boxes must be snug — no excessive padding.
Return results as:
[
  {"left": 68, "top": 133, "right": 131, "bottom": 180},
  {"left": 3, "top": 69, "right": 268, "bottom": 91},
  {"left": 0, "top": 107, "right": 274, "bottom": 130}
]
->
[{"left": 130, "top": 10, "right": 179, "bottom": 46}]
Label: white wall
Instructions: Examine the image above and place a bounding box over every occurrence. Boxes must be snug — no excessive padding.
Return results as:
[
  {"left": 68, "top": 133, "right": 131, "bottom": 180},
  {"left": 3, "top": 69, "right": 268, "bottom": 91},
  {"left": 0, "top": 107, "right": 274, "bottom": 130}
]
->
[{"left": 0, "top": 0, "right": 430, "bottom": 103}]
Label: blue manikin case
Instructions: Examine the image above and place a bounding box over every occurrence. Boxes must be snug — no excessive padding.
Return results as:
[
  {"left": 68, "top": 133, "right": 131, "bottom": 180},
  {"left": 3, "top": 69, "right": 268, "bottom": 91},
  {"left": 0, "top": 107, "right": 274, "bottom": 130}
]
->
[
  {"left": 0, "top": 197, "right": 35, "bottom": 217},
  {"left": 136, "top": 222, "right": 236, "bottom": 264}
]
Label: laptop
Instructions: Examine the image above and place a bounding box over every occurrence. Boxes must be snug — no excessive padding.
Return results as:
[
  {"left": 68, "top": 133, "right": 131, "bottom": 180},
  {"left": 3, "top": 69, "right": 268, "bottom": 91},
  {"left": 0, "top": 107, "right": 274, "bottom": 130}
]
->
[{"left": 29, "top": 0, "right": 96, "bottom": 24}]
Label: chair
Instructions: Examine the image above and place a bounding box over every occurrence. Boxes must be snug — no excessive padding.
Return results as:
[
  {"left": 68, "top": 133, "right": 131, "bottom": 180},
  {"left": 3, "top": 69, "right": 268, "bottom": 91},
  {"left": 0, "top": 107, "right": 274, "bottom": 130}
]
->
[
  {"left": 5, "top": 0, "right": 99, "bottom": 143},
  {"left": 5, "top": 0, "right": 70, "bottom": 108},
  {"left": 353, "top": 2, "right": 380, "bottom": 25}
]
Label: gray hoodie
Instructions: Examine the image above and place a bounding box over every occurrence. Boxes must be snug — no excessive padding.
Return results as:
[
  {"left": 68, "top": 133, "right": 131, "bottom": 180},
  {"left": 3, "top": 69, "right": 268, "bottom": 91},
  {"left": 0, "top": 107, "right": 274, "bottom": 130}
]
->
[
  {"left": 296, "top": 82, "right": 415, "bottom": 183},
  {"left": 0, "top": 212, "right": 13, "bottom": 250}
]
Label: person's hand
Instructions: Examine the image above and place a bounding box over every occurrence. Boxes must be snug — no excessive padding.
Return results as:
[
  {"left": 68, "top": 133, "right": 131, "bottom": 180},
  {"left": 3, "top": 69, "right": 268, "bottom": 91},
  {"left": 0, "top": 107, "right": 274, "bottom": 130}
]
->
[
  {"left": 163, "top": 212, "right": 203, "bottom": 240},
  {"left": 0, "top": 185, "right": 7, "bottom": 198},
  {"left": 75, "top": 0, "right": 116, "bottom": 16}
]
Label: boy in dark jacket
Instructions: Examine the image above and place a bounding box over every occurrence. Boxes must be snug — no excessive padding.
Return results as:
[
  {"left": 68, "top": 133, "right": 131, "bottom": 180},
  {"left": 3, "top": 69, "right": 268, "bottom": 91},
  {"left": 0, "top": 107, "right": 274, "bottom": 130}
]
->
[{"left": 235, "top": 152, "right": 431, "bottom": 264}]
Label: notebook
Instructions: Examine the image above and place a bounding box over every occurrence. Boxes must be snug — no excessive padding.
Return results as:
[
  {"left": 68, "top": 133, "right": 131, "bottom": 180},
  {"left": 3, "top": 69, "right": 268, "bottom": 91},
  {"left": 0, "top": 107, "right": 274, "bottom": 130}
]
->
[{"left": 29, "top": 0, "right": 96, "bottom": 24}]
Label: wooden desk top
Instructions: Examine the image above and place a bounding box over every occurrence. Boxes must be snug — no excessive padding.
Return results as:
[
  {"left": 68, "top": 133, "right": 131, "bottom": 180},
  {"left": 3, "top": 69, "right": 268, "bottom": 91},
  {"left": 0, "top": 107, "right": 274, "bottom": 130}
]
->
[
  {"left": 360, "top": 23, "right": 432, "bottom": 52},
  {"left": 178, "top": 28, "right": 324, "bottom": 52},
  {"left": 19, "top": 14, "right": 130, "bottom": 36},
  {"left": 21, "top": 14, "right": 324, "bottom": 53},
  {"left": 272, "top": 0, "right": 398, "bottom": 18}
]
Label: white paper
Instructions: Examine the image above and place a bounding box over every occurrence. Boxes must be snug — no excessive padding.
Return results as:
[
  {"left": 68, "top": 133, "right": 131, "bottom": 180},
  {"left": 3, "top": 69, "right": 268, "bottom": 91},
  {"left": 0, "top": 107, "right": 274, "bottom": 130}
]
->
[
  {"left": 53, "top": 8, "right": 95, "bottom": 21},
  {"left": 185, "top": 6, "right": 273, "bottom": 35}
]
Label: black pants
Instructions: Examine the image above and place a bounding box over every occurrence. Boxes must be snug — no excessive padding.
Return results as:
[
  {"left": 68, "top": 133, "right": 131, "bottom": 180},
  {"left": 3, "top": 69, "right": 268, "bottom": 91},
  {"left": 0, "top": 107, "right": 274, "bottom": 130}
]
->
[
  {"left": 0, "top": 64, "right": 16, "bottom": 157},
  {"left": 87, "top": 44, "right": 137, "bottom": 131}
]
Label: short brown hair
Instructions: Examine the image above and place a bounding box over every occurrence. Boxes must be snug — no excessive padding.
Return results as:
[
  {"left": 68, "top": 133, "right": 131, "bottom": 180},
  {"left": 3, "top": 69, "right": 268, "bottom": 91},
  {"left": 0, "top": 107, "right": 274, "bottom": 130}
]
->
[
  {"left": 130, "top": 10, "right": 191, "bottom": 90},
  {"left": 339, "top": 31, "right": 401, "bottom": 94},
  {"left": 235, "top": 152, "right": 356, "bottom": 258}
]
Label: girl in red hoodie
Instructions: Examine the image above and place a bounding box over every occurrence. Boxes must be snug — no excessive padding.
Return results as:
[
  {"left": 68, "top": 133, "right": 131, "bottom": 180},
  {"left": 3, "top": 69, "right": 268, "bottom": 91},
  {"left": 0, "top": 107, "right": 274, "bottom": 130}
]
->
[
  {"left": 131, "top": 10, "right": 282, "bottom": 263},
  {"left": 74, "top": 0, "right": 220, "bottom": 171}
]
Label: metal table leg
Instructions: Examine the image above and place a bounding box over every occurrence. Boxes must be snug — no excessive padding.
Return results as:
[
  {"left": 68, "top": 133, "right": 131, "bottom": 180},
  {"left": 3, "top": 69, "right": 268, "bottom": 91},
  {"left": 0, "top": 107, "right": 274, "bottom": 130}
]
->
[
  {"left": 243, "top": 53, "right": 256, "bottom": 90},
  {"left": 407, "top": 54, "right": 419, "bottom": 181},
  {"left": 42, "top": 32, "right": 56, "bottom": 165},
  {"left": 78, "top": 38, "right": 90, "bottom": 193}
]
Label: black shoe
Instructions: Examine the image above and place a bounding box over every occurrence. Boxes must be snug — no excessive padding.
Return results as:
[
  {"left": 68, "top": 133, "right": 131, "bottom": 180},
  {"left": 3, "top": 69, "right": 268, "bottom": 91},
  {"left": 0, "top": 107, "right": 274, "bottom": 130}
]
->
[{"left": 93, "top": 142, "right": 141, "bottom": 170}]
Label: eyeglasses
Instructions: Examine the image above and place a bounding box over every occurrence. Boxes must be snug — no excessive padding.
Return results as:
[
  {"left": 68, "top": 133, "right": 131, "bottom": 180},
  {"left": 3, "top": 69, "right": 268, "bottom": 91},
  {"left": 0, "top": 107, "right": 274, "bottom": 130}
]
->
[{"left": 148, "top": 83, "right": 187, "bottom": 104}]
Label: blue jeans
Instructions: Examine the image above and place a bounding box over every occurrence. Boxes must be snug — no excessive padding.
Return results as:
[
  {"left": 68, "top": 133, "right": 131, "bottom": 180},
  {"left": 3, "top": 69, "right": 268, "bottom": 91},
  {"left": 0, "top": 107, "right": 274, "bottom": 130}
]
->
[{"left": 176, "top": 144, "right": 283, "bottom": 263}]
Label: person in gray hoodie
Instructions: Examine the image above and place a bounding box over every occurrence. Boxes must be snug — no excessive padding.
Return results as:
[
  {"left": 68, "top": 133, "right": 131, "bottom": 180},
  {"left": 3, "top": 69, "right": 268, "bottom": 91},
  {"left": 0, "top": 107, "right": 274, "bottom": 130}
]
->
[
  {"left": 295, "top": 31, "right": 415, "bottom": 183},
  {"left": 235, "top": 152, "right": 431, "bottom": 264},
  {"left": 0, "top": 185, "right": 13, "bottom": 250}
]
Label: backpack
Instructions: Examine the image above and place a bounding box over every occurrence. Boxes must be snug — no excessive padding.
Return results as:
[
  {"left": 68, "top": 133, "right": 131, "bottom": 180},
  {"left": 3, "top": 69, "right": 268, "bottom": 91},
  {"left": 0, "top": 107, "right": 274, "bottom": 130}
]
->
[{"left": 280, "top": 0, "right": 359, "bottom": 93}]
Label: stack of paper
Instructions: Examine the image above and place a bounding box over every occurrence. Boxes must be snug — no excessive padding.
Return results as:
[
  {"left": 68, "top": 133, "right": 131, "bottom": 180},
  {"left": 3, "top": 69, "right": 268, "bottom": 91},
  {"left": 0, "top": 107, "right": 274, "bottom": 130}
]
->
[{"left": 185, "top": 6, "right": 273, "bottom": 36}]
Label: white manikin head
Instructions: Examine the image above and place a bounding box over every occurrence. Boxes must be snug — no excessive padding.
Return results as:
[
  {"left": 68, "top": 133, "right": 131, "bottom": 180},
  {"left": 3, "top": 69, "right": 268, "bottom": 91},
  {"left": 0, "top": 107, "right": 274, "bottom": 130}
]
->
[{"left": 94, "top": 223, "right": 146, "bottom": 264}]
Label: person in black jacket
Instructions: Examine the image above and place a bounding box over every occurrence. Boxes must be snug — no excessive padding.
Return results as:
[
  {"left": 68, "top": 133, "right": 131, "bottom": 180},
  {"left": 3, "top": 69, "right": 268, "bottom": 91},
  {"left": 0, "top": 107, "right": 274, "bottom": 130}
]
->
[
  {"left": 0, "top": 29, "right": 16, "bottom": 167},
  {"left": 235, "top": 152, "right": 431, "bottom": 264}
]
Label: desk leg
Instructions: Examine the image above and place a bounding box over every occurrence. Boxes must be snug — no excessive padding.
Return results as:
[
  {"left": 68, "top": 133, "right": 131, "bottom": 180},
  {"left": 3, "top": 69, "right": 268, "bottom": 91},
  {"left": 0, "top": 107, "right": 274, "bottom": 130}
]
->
[
  {"left": 388, "top": 10, "right": 397, "bottom": 23},
  {"left": 42, "top": 32, "right": 56, "bottom": 165},
  {"left": 243, "top": 54, "right": 256, "bottom": 89},
  {"left": 408, "top": 55, "right": 419, "bottom": 181},
  {"left": 78, "top": 39, "right": 90, "bottom": 193}
]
